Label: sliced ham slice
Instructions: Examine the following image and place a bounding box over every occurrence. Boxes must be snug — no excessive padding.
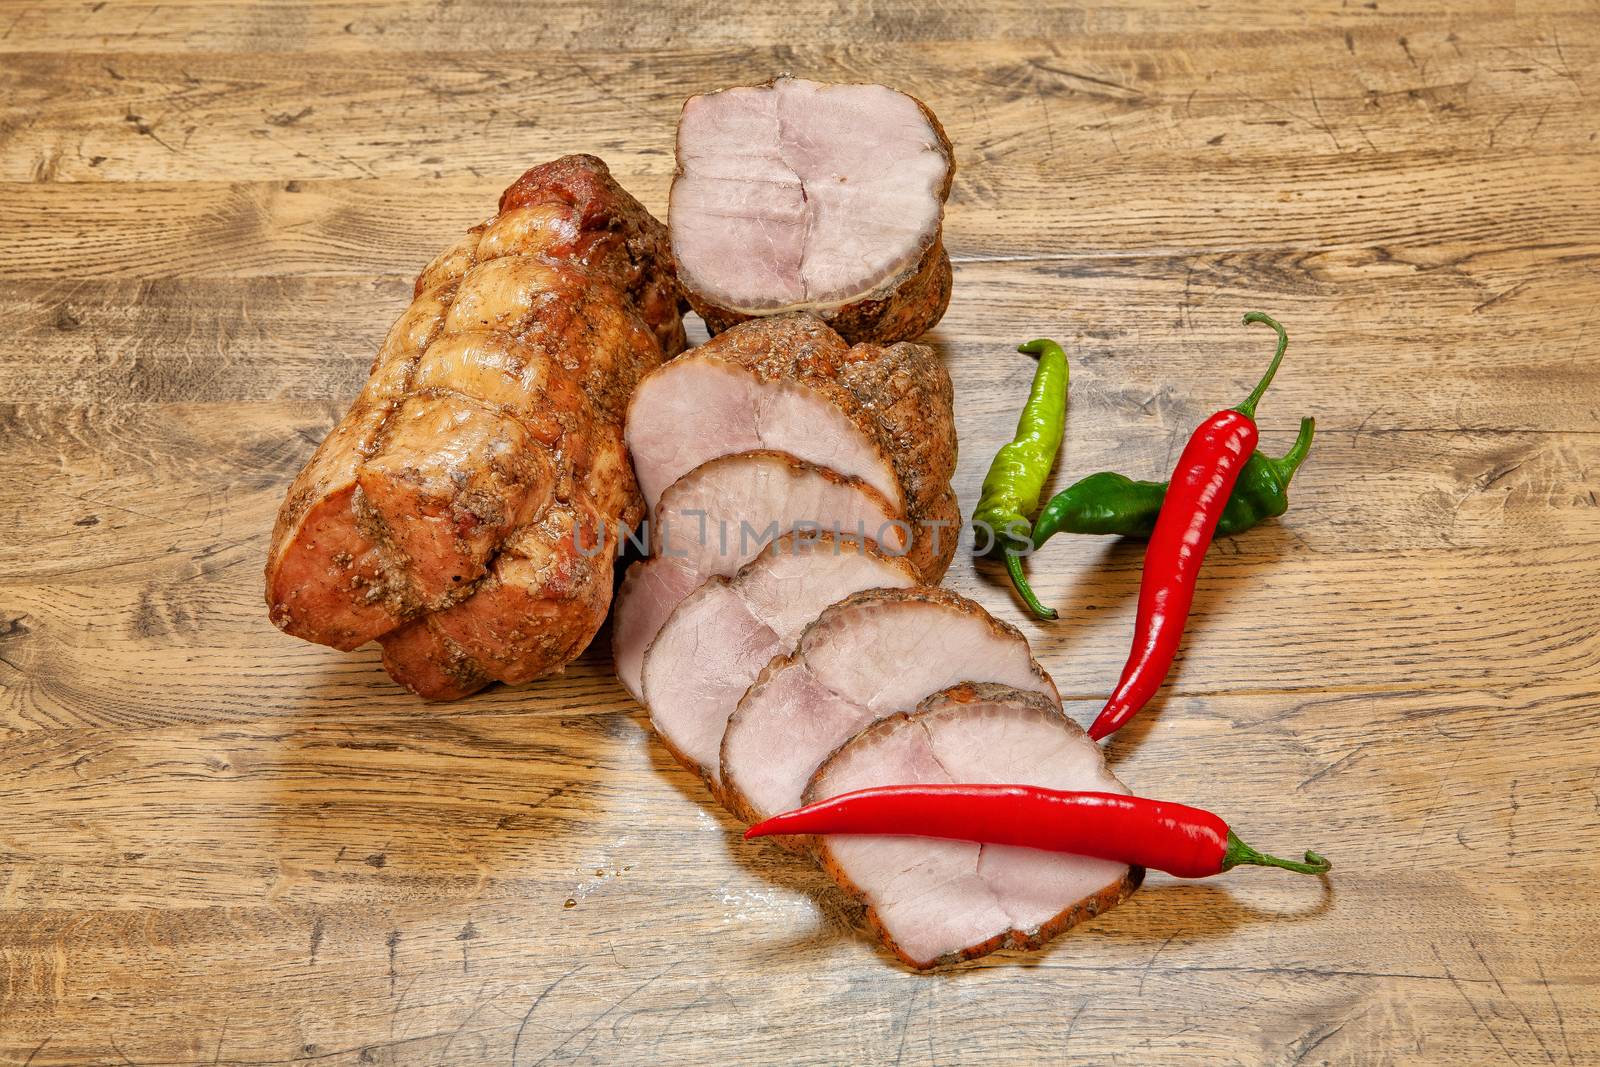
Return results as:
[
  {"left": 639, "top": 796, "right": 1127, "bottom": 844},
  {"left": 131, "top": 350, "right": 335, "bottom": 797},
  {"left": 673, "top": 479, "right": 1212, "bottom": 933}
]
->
[
  {"left": 806, "top": 682, "right": 1142, "bottom": 970},
  {"left": 624, "top": 316, "right": 957, "bottom": 553},
  {"left": 611, "top": 452, "right": 908, "bottom": 701},
  {"left": 671, "top": 77, "right": 954, "bottom": 344},
  {"left": 719, "top": 588, "right": 1059, "bottom": 826},
  {"left": 641, "top": 532, "right": 918, "bottom": 785}
]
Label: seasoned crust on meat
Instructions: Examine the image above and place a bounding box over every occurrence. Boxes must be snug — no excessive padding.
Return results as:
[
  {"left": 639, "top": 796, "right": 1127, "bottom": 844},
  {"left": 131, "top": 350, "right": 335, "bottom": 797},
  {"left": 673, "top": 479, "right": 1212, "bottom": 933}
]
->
[
  {"left": 619, "top": 315, "right": 959, "bottom": 692},
  {"left": 265, "top": 154, "right": 684, "bottom": 698}
]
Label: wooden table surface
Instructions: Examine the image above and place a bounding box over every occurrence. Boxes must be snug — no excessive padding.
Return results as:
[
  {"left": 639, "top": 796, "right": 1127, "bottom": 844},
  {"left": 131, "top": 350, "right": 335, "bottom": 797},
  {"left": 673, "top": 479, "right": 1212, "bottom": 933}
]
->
[{"left": 3, "top": 1, "right": 1598, "bottom": 1063}]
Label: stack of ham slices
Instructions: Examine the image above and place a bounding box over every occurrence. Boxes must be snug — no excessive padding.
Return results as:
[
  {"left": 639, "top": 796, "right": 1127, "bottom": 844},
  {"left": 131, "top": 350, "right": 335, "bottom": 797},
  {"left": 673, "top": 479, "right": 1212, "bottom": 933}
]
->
[
  {"left": 617, "top": 317, "right": 1140, "bottom": 970},
  {"left": 613, "top": 78, "right": 1142, "bottom": 969}
]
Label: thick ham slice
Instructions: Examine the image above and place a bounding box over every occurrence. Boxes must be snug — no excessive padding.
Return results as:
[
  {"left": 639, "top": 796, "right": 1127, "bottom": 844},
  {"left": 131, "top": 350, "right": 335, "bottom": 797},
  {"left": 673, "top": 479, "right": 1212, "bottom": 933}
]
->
[
  {"left": 611, "top": 451, "right": 911, "bottom": 702},
  {"left": 624, "top": 315, "right": 958, "bottom": 540},
  {"left": 671, "top": 77, "right": 954, "bottom": 344},
  {"left": 640, "top": 532, "right": 918, "bottom": 785},
  {"left": 718, "top": 588, "right": 1059, "bottom": 826},
  {"left": 806, "top": 683, "right": 1142, "bottom": 970}
]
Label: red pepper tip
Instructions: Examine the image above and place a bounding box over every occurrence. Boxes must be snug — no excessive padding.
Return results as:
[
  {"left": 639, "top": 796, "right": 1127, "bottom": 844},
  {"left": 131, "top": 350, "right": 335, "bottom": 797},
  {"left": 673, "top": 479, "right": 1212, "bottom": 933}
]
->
[{"left": 743, "top": 817, "right": 782, "bottom": 840}]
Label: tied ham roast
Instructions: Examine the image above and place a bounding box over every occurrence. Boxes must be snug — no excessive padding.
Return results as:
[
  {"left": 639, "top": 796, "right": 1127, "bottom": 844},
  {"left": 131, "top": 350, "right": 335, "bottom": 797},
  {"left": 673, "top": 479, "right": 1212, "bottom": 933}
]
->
[
  {"left": 613, "top": 315, "right": 958, "bottom": 702},
  {"left": 719, "top": 587, "right": 1059, "bottom": 829},
  {"left": 807, "top": 683, "right": 1142, "bottom": 970},
  {"left": 641, "top": 531, "right": 918, "bottom": 785},
  {"left": 265, "top": 155, "right": 684, "bottom": 698},
  {"left": 671, "top": 77, "right": 954, "bottom": 344}
]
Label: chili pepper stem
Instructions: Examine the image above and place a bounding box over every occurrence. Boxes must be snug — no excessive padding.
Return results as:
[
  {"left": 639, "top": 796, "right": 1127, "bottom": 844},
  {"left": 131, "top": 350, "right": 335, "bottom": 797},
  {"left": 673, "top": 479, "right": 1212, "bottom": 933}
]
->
[
  {"left": 1275, "top": 416, "right": 1316, "bottom": 482},
  {"left": 1235, "top": 312, "right": 1290, "bottom": 419},
  {"left": 1220, "top": 829, "right": 1331, "bottom": 875},
  {"left": 1004, "top": 548, "right": 1057, "bottom": 620}
]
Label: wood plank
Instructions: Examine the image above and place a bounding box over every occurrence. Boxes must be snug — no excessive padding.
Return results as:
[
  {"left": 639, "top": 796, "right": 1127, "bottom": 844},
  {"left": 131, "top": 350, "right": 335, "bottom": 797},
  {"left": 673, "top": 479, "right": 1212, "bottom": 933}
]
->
[
  {"left": 3, "top": 237, "right": 1597, "bottom": 421},
  {"left": 0, "top": 1, "right": 1579, "bottom": 55},
  {"left": 4, "top": 153, "right": 1597, "bottom": 292},
  {"left": 1, "top": 29, "right": 1596, "bottom": 183}
]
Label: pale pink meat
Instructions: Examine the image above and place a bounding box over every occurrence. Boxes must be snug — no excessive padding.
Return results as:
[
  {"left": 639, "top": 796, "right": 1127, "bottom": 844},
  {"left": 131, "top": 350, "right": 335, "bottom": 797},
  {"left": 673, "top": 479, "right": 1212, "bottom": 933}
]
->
[
  {"left": 807, "top": 683, "right": 1141, "bottom": 970},
  {"left": 626, "top": 353, "right": 901, "bottom": 513},
  {"left": 671, "top": 78, "right": 954, "bottom": 343},
  {"left": 719, "top": 588, "right": 1059, "bottom": 826},
  {"left": 641, "top": 533, "right": 918, "bottom": 784},
  {"left": 611, "top": 452, "right": 906, "bottom": 702}
]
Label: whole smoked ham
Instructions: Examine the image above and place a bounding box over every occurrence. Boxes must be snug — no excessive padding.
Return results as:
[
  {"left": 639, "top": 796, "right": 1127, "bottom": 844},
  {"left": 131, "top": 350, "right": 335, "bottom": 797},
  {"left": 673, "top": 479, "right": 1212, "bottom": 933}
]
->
[{"left": 265, "top": 155, "right": 684, "bottom": 698}]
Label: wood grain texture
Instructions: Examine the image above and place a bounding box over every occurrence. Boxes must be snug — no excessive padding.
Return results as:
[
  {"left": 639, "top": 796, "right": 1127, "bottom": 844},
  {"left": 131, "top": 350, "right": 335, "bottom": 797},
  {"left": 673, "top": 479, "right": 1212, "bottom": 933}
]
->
[{"left": 1, "top": 1, "right": 1598, "bottom": 1063}]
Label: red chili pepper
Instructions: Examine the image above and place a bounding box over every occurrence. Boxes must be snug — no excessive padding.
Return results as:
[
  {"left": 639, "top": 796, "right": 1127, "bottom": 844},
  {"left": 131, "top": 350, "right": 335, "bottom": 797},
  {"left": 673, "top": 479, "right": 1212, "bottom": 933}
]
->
[
  {"left": 1087, "top": 312, "right": 1289, "bottom": 742},
  {"left": 745, "top": 784, "right": 1330, "bottom": 878}
]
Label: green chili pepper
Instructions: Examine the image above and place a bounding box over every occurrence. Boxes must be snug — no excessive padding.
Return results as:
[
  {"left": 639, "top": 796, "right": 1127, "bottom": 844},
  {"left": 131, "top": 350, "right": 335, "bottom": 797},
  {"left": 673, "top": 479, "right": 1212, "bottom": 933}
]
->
[
  {"left": 1031, "top": 416, "right": 1315, "bottom": 544},
  {"left": 972, "top": 339, "right": 1069, "bottom": 620}
]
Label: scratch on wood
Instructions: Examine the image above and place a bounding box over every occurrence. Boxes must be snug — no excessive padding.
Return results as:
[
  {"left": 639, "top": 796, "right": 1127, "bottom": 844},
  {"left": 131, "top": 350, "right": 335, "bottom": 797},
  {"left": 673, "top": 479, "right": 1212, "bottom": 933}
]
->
[
  {"left": 1535, "top": 961, "right": 1576, "bottom": 1066},
  {"left": 1472, "top": 282, "right": 1529, "bottom": 313},
  {"left": 386, "top": 929, "right": 401, "bottom": 994},
  {"left": 890, "top": 982, "right": 920, "bottom": 1067},
  {"left": 455, "top": 919, "right": 478, "bottom": 973},
  {"left": 1470, "top": 935, "right": 1556, "bottom": 1064},
  {"left": 530, "top": 964, "right": 676, "bottom": 1067},
  {"left": 21, "top": 1038, "right": 50, "bottom": 1067},
  {"left": 1297, "top": 741, "right": 1371, "bottom": 792},
  {"left": 1289, "top": 1018, "right": 1347, "bottom": 1065},
  {"left": 511, "top": 963, "right": 584, "bottom": 1067},
  {"left": 1434, "top": 944, "right": 1518, "bottom": 1065}
]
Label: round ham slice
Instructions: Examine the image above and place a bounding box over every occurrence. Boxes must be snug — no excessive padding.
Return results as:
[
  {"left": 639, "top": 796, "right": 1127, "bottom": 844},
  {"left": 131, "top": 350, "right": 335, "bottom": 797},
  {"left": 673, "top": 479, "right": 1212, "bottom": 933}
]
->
[
  {"left": 718, "top": 588, "right": 1059, "bottom": 826},
  {"left": 805, "top": 682, "right": 1143, "bottom": 970},
  {"left": 670, "top": 77, "right": 954, "bottom": 344},
  {"left": 640, "top": 532, "right": 919, "bottom": 786},
  {"left": 611, "top": 451, "right": 908, "bottom": 702}
]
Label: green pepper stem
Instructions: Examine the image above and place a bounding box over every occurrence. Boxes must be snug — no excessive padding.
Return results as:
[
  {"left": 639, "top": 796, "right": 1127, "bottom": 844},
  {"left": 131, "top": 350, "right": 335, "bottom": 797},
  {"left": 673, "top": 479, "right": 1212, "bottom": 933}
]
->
[
  {"left": 1274, "top": 417, "right": 1316, "bottom": 485},
  {"left": 1235, "top": 312, "right": 1289, "bottom": 419},
  {"left": 1221, "top": 829, "right": 1331, "bottom": 875},
  {"left": 1017, "top": 338, "right": 1067, "bottom": 362},
  {"left": 1004, "top": 548, "right": 1058, "bottom": 620}
]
